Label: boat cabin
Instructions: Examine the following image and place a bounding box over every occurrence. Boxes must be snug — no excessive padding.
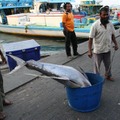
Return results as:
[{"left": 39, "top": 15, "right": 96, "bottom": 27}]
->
[
  {"left": 79, "top": 0, "right": 102, "bottom": 15},
  {"left": 0, "top": 0, "right": 33, "bottom": 24}
]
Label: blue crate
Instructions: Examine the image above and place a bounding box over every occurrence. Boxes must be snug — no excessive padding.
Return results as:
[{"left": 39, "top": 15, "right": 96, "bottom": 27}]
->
[
  {"left": 66, "top": 73, "right": 104, "bottom": 112},
  {"left": 2, "top": 39, "right": 40, "bottom": 71}
]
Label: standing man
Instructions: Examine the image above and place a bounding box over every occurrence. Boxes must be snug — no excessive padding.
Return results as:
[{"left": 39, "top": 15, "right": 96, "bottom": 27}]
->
[
  {"left": 62, "top": 2, "right": 79, "bottom": 57},
  {"left": 0, "top": 50, "right": 12, "bottom": 120},
  {"left": 88, "top": 6, "right": 118, "bottom": 81}
]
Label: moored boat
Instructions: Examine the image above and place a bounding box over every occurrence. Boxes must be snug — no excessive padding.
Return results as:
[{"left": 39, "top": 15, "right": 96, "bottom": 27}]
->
[{"left": 0, "top": 0, "right": 120, "bottom": 38}]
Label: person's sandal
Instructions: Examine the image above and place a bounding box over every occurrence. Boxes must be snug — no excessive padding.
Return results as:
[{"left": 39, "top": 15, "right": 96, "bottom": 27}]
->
[
  {"left": 3, "top": 99, "right": 13, "bottom": 106},
  {"left": 105, "top": 76, "right": 114, "bottom": 81},
  {"left": 0, "top": 112, "right": 6, "bottom": 120}
]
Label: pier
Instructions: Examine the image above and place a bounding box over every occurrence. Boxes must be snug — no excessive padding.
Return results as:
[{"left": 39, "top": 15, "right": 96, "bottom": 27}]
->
[{"left": 1, "top": 36, "right": 120, "bottom": 120}]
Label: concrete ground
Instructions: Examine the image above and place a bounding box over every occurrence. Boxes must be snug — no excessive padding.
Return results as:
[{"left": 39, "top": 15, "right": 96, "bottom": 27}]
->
[{"left": 1, "top": 37, "right": 120, "bottom": 120}]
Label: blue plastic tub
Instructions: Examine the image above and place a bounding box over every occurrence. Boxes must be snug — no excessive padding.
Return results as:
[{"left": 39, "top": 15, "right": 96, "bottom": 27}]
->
[{"left": 66, "top": 73, "right": 104, "bottom": 112}]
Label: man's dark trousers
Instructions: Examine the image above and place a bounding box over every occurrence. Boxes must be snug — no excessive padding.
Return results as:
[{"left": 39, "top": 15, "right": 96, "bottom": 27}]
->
[{"left": 63, "top": 30, "right": 78, "bottom": 56}]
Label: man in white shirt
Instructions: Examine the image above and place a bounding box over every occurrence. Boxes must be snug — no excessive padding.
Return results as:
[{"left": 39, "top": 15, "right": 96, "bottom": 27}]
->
[{"left": 88, "top": 6, "right": 118, "bottom": 81}]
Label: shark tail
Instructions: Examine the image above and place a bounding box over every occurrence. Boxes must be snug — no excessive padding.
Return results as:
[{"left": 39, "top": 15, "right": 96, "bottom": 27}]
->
[
  {"left": 7, "top": 55, "right": 25, "bottom": 65},
  {"left": 7, "top": 55, "right": 26, "bottom": 75}
]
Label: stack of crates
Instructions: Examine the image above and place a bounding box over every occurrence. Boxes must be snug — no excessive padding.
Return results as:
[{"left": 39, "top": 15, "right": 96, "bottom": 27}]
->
[{"left": 1, "top": 39, "right": 40, "bottom": 71}]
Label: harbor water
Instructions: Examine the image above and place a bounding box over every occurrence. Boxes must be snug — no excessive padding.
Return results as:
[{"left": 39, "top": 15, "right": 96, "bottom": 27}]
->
[
  {"left": 0, "top": 33, "right": 87, "bottom": 56},
  {"left": 0, "top": 33, "right": 65, "bottom": 56}
]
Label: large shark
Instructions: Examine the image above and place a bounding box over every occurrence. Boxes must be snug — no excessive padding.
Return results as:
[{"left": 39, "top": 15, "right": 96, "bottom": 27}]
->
[{"left": 8, "top": 55, "right": 92, "bottom": 88}]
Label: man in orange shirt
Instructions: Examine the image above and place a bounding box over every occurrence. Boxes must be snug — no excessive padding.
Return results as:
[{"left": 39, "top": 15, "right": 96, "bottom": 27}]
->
[{"left": 62, "top": 2, "right": 79, "bottom": 57}]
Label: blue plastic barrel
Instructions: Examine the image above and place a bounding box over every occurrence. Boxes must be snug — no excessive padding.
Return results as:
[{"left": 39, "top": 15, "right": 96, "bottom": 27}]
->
[{"left": 66, "top": 73, "right": 104, "bottom": 112}]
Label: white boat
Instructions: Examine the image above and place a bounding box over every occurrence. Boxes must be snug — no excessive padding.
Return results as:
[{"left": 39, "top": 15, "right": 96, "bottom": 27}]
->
[
  {"left": 0, "top": 0, "right": 120, "bottom": 38},
  {"left": 0, "top": 12, "right": 120, "bottom": 38},
  {"left": 0, "top": 25, "right": 90, "bottom": 38}
]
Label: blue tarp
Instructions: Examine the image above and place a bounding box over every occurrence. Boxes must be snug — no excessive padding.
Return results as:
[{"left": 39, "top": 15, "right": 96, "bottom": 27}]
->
[
  {"left": 0, "top": 0, "right": 33, "bottom": 9},
  {"left": 0, "top": 6, "right": 32, "bottom": 9},
  {"left": 3, "top": 0, "right": 17, "bottom": 1},
  {"left": 35, "top": 0, "right": 75, "bottom": 3}
]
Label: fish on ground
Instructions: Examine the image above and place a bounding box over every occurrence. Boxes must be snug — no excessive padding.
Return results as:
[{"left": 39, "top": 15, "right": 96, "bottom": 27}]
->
[{"left": 8, "top": 55, "right": 92, "bottom": 88}]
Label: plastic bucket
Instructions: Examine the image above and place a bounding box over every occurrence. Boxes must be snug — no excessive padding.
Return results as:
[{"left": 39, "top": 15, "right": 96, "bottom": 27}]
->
[{"left": 66, "top": 73, "right": 104, "bottom": 112}]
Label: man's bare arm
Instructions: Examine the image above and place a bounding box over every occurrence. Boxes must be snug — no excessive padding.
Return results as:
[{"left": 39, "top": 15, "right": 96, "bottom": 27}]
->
[
  {"left": 62, "top": 23, "right": 68, "bottom": 31},
  {"left": 88, "top": 38, "right": 93, "bottom": 58},
  {"left": 112, "top": 34, "right": 119, "bottom": 50}
]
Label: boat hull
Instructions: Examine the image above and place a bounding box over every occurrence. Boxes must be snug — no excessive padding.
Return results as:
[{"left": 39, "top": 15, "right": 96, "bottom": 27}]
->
[
  {"left": 0, "top": 24, "right": 120, "bottom": 38},
  {"left": 0, "top": 25, "right": 90, "bottom": 38}
]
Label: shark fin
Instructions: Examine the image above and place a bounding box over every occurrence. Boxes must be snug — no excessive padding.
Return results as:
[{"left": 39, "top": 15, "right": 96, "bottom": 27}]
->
[
  {"left": 24, "top": 73, "right": 80, "bottom": 88},
  {"left": 24, "top": 73, "right": 70, "bottom": 81},
  {"left": 7, "top": 64, "right": 25, "bottom": 75},
  {"left": 78, "top": 66, "right": 88, "bottom": 80}
]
